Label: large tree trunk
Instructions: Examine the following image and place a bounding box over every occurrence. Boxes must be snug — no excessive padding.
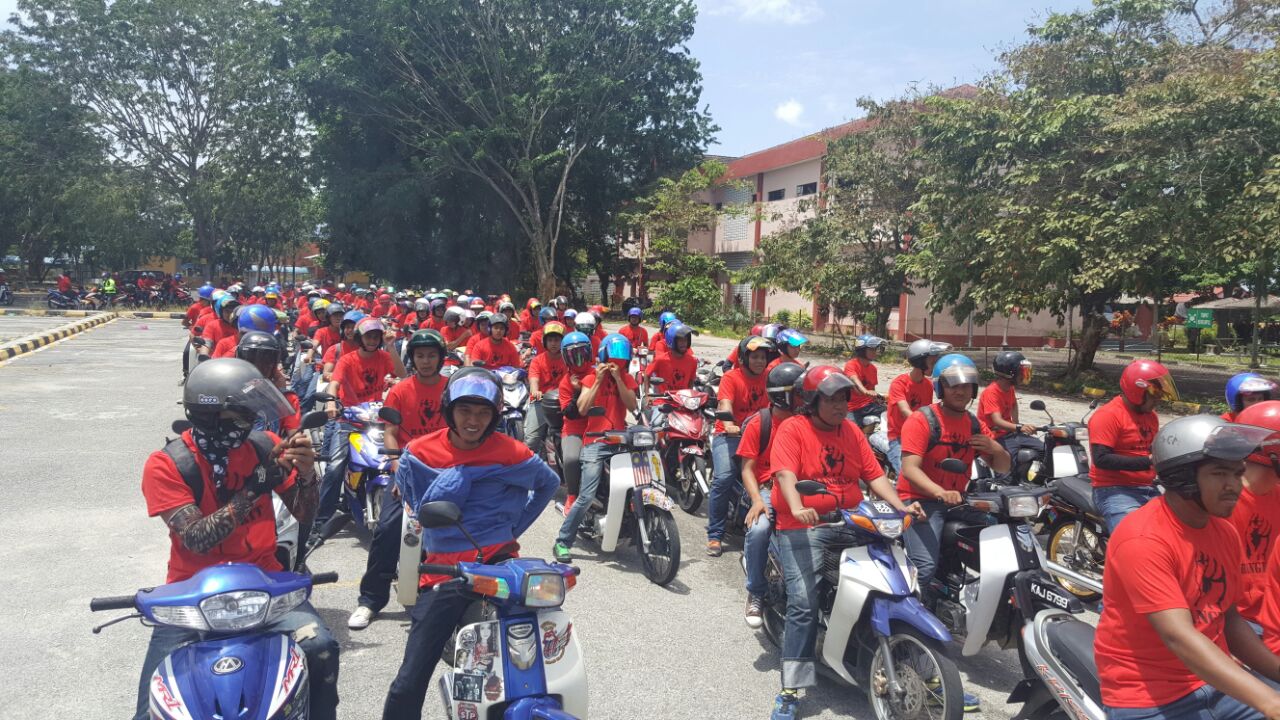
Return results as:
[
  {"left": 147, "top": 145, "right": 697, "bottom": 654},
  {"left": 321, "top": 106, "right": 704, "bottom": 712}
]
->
[
  {"left": 1070, "top": 305, "right": 1109, "bottom": 375},
  {"left": 530, "top": 228, "right": 557, "bottom": 300},
  {"left": 195, "top": 214, "right": 216, "bottom": 281}
]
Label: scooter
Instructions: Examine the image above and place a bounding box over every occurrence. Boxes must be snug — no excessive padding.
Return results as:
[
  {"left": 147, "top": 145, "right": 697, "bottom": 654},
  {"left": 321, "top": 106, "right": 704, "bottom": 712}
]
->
[
  {"left": 315, "top": 393, "right": 399, "bottom": 532},
  {"left": 46, "top": 288, "right": 80, "bottom": 309},
  {"left": 651, "top": 379, "right": 712, "bottom": 514},
  {"left": 1042, "top": 475, "right": 1108, "bottom": 602},
  {"left": 0, "top": 281, "right": 11, "bottom": 306},
  {"left": 554, "top": 416, "right": 682, "bottom": 586},
  {"left": 926, "top": 459, "right": 1103, "bottom": 720},
  {"left": 416, "top": 500, "right": 588, "bottom": 720},
  {"left": 1009, "top": 399, "right": 1097, "bottom": 485},
  {"left": 495, "top": 365, "right": 530, "bottom": 441},
  {"left": 756, "top": 482, "right": 965, "bottom": 720},
  {"left": 88, "top": 516, "right": 348, "bottom": 720}
]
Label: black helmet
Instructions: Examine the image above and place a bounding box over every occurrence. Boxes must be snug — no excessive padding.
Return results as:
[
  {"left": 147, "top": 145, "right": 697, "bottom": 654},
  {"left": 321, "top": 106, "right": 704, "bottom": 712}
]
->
[
  {"left": 441, "top": 367, "right": 503, "bottom": 441},
  {"left": 235, "top": 331, "right": 283, "bottom": 370},
  {"left": 406, "top": 329, "right": 446, "bottom": 372},
  {"left": 993, "top": 351, "right": 1033, "bottom": 385},
  {"left": 182, "top": 358, "right": 292, "bottom": 434},
  {"left": 737, "top": 336, "right": 779, "bottom": 372},
  {"left": 766, "top": 362, "right": 806, "bottom": 411}
]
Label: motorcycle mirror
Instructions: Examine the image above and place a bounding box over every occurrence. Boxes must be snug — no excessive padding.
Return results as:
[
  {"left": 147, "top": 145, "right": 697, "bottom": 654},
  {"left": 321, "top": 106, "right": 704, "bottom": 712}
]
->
[
  {"left": 313, "top": 392, "right": 336, "bottom": 403},
  {"left": 1089, "top": 399, "right": 1100, "bottom": 409},
  {"left": 378, "top": 406, "right": 403, "bottom": 425},
  {"left": 419, "top": 501, "right": 463, "bottom": 529},
  {"left": 939, "top": 458, "right": 967, "bottom": 474},
  {"left": 299, "top": 340, "right": 314, "bottom": 350},
  {"left": 191, "top": 337, "right": 206, "bottom": 347},
  {"left": 795, "top": 480, "right": 829, "bottom": 496},
  {"left": 300, "top": 410, "right": 328, "bottom": 431},
  {"left": 587, "top": 406, "right": 606, "bottom": 417},
  {"left": 1029, "top": 400, "right": 1046, "bottom": 411},
  {"left": 715, "top": 410, "right": 735, "bottom": 422},
  {"left": 171, "top": 419, "right": 193, "bottom": 434}
]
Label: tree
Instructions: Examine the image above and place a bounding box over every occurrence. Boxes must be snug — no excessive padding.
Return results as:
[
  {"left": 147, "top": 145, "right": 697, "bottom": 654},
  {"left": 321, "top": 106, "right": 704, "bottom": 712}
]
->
[
  {"left": 12, "top": 0, "right": 309, "bottom": 278},
  {"left": 358, "top": 0, "right": 714, "bottom": 298}
]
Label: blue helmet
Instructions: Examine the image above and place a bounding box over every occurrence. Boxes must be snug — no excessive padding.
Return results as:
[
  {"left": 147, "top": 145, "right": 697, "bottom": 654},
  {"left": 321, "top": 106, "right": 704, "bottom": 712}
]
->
[
  {"left": 538, "top": 306, "right": 557, "bottom": 323},
  {"left": 562, "top": 331, "right": 593, "bottom": 368},
  {"left": 627, "top": 307, "right": 643, "bottom": 318},
  {"left": 658, "top": 311, "right": 677, "bottom": 330},
  {"left": 777, "top": 328, "right": 809, "bottom": 349},
  {"left": 664, "top": 321, "right": 694, "bottom": 349},
  {"left": 1226, "top": 372, "right": 1277, "bottom": 413},
  {"left": 598, "top": 333, "right": 632, "bottom": 363},
  {"left": 342, "top": 310, "right": 365, "bottom": 325},
  {"left": 197, "top": 284, "right": 215, "bottom": 300},
  {"left": 932, "top": 353, "right": 980, "bottom": 399},
  {"left": 173, "top": 273, "right": 183, "bottom": 281},
  {"left": 237, "top": 304, "right": 278, "bottom": 333},
  {"left": 214, "top": 294, "right": 241, "bottom": 317}
]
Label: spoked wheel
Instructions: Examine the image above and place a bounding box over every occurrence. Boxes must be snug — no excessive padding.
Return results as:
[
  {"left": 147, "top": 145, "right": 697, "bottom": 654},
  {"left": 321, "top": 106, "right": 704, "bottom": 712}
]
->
[
  {"left": 676, "top": 456, "right": 706, "bottom": 514},
  {"left": 367, "top": 485, "right": 383, "bottom": 531},
  {"left": 760, "top": 552, "right": 787, "bottom": 647},
  {"left": 635, "top": 506, "right": 681, "bottom": 586},
  {"left": 868, "top": 626, "right": 963, "bottom": 720},
  {"left": 1046, "top": 519, "right": 1103, "bottom": 602}
]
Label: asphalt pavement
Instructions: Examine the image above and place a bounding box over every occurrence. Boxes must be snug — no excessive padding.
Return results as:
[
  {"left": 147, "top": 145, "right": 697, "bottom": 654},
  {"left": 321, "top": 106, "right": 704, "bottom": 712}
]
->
[
  {"left": 0, "top": 314, "right": 79, "bottom": 344},
  {"left": 0, "top": 316, "right": 1137, "bottom": 720}
]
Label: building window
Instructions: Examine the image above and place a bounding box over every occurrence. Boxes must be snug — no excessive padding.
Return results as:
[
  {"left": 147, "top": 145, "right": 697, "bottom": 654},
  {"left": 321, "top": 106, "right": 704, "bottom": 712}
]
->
[
  {"left": 797, "top": 182, "right": 818, "bottom": 197},
  {"left": 767, "top": 189, "right": 785, "bottom": 202}
]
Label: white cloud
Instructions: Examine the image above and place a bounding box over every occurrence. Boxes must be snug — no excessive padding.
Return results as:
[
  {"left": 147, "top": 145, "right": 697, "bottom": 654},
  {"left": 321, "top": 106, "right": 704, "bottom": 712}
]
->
[
  {"left": 774, "top": 99, "right": 805, "bottom": 126},
  {"left": 702, "top": 0, "right": 823, "bottom": 25}
]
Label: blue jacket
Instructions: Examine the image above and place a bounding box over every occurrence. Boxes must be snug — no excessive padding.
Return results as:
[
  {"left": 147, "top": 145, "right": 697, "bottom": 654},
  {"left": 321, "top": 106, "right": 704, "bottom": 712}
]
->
[{"left": 396, "top": 451, "right": 559, "bottom": 554}]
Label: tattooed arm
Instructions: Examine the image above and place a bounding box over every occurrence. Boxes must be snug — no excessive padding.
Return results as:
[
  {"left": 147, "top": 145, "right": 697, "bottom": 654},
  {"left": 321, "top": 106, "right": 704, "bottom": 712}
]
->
[
  {"left": 279, "top": 474, "right": 319, "bottom": 530},
  {"left": 159, "top": 491, "right": 258, "bottom": 554}
]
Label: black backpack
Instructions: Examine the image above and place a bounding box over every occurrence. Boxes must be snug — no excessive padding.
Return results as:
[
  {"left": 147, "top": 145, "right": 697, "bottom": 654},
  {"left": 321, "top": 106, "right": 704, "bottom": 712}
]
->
[
  {"left": 163, "top": 431, "right": 279, "bottom": 505},
  {"left": 918, "top": 404, "right": 981, "bottom": 454},
  {"left": 743, "top": 407, "right": 774, "bottom": 450}
]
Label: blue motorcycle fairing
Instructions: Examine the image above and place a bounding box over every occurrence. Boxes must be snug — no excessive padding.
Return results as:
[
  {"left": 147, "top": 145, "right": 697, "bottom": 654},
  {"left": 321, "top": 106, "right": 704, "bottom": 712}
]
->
[
  {"left": 500, "top": 613, "right": 549, "bottom": 700},
  {"left": 865, "top": 542, "right": 912, "bottom": 596},
  {"left": 137, "top": 563, "right": 312, "bottom": 625},
  {"left": 455, "top": 558, "right": 577, "bottom": 610},
  {"left": 868, "top": 594, "right": 952, "bottom": 645},
  {"left": 504, "top": 695, "right": 578, "bottom": 720},
  {"left": 151, "top": 631, "right": 308, "bottom": 720}
]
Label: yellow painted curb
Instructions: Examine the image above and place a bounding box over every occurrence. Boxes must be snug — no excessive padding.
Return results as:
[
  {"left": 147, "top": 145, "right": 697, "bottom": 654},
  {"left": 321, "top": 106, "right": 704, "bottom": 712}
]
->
[
  {"left": 1170, "top": 401, "right": 1205, "bottom": 414},
  {"left": 0, "top": 313, "right": 115, "bottom": 360},
  {"left": 1082, "top": 387, "right": 1107, "bottom": 398}
]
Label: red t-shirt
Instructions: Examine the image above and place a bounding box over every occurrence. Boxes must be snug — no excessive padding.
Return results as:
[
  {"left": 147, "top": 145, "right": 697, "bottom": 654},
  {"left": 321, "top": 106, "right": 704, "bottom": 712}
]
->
[
  {"left": 1089, "top": 395, "right": 1159, "bottom": 488},
  {"left": 371, "top": 302, "right": 393, "bottom": 318},
  {"left": 528, "top": 352, "right": 567, "bottom": 393},
  {"left": 200, "top": 319, "right": 235, "bottom": 351},
  {"left": 212, "top": 334, "right": 238, "bottom": 359},
  {"left": 646, "top": 351, "right": 699, "bottom": 392},
  {"left": 1095, "top": 498, "right": 1241, "bottom": 708},
  {"left": 581, "top": 370, "right": 639, "bottom": 445},
  {"left": 142, "top": 431, "right": 297, "bottom": 583},
  {"left": 470, "top": 338, "right": 521, "bottom": 370},
  {"left": 280, "top": 392, "right": 301, "bottom": 435},
  {"left": 977, "top": 382, "right": 1016, "bottom": 439},
  {"left": 529, "top": 328, "right": 544, "bottom": 350},
  {"left": 1229, "top": 486, "right": 1280, "bottom": 621},
  {"left": 715, "top": 367, "right": 769, "bottom": 433},
  {"left": 886, "top": 373, "right": 934, "bottom": 441},
  {"left": 766, "top": 357, "right": 800, "bottom": 373},
  {"left": 184, "top": 302, "right": 203, "bottom": 331},
  {"left": 383, "top": 375, "right": 448, "bottom": 443},
  {"left": 57, "top": 275, "right": 72, "bottom": 293},
  {"left": 322, "top": 339, "right": 359, "bottom": 369},
  {"left": 618, "top": 324, "right": 649, "bottom": 347},
  {"left": 842, "top": 358, "right": 878, "bottom": 412},
  {"left": 769, "top": 415, "right": 883, "bottom": 531},
  {"left": 332, "top": 350, "right": 395, "bottom": 406},
  {"left": 295, "top": 313, "right": 316, "bottom": 337},
  {"left": 312, "top": 325, "right": 341, "bottom": 353},
  {"left": 897, "top": 404, "right": 978, "bottom": 500},
  {"left": 558, "top": 368, "right": 593, "bottom": 437},
  {"left": 736, "top": 409, "right": 787, "bottom": 489},
  {"left": 441, "top": 324, "right": 470, "bottom": 347},
  {"left": 648, "top": 334, "right": 668, "bottom": 357}
]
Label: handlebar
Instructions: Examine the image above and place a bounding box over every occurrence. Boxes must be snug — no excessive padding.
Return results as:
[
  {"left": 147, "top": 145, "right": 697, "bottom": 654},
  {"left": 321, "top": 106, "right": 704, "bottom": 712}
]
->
[
  {"left": 419, "top": 563, "right": 463, "bottom": 577},
  {"left": 311, "top": 572, "right": 340, "bottom": 585},
  {"left": 89, "top": 595, "right": 136, "bottom": 612}
]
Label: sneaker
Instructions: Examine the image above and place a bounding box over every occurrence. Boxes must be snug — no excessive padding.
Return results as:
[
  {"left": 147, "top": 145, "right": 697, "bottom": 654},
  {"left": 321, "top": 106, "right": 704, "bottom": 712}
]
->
[
  {"left": 770, "top": 691, "right": 800, "bottom": 720},
  {"left": 745, "top": 595, "right": 764, "bottom": 629},
  {"left": 963, "top": 692, "right": 981, "bottom": 713},
  {"left": 706, "top": 539, "right": 724, "bottom": 557},
  {"left": 347, "top": 606, "right": 376, "bottom": 630},
  {"left": 553, "top": 542, "right": 572, "bottom": 562},
  {"left": 563, "top": 495, "right": 576, "bottom": 517}
]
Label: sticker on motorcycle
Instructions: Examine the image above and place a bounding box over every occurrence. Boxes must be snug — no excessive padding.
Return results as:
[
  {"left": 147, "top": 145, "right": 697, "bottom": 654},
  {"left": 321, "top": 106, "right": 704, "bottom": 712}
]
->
[
  {"left": 484, "top": 674, "right": 503, "bottom": 701},
  {"left": 456, "top": 702, "right": 479, "bottom": 720},
  {"left": 630, "top": 453, "right": 653, "bottom": 488},
  {"left": 452, "top": 672, "right": 485, "bottom": 702},
  {"left": 541, "top": 620, "right": 573, "bottom": 664},
  {"left": 641, "top": 487, "right": 675, "bottom": 511}
]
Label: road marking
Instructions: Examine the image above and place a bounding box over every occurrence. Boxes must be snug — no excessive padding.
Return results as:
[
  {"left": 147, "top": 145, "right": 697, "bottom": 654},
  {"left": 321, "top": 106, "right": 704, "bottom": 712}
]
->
[{"left": 0, "top": 314, "right": 117, "bottom": 365}]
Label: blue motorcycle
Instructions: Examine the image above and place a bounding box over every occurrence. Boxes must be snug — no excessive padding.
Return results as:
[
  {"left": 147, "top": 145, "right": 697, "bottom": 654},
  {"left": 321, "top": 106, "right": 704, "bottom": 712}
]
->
[
  {"left": 755, "top": 482, "right": 964, "bottom": 720},
  {"left": 417, "top": 501, "right": 587, "bottom": 720},
  {"left": 320, "top": 397, "right": 398, "bottom": 532}
]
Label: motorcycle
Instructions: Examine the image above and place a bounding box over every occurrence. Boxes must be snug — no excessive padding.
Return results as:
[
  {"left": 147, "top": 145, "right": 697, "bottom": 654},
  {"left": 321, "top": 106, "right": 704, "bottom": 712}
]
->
[
  {"left": 314, "top": 393, "right": 400, "bottom": 532},
  {"left": 926, "top": 458, "right": 1103, "bottom": 720},
  {"left": 495, "top": 365, "right": 530, "bottom": 441},
  {"left": 651, "top": 380, "right": 712, "bottom": 514},
  {"left": 46, "top": 288, "right": 80, "bottom": 309},
  {"left": 416, "top": 500, "right": 588, "bottom": 720},
  {"left": 554, "top": 417, "right": 682, "bottom": 586},
  {"left": 0, "top": 282, "right": 12, "bottom": 306},
  {"left": 88, "top": 515, "right": 348, "bottom": 720},
  {"left": 756, "top": 482, "right": 965, "bottom": 720}
]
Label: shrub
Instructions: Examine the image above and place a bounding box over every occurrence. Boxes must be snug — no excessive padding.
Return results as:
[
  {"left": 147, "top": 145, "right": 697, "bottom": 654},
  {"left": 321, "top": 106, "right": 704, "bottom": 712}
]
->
[
  {"left": 791, "top": 309, "right": 813, "bottom": 330},
  {"left": 653, "top": 277, "right": 724, "bottom": 326},
  {"left": 773, "top": 309, "right": 792, "bottom": 326}
]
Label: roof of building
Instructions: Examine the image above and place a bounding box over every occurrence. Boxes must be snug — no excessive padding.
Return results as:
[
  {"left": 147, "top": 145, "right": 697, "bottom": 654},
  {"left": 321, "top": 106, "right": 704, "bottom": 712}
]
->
[{"left": 724, "top": 84, "right": 980, "bottom": 179}]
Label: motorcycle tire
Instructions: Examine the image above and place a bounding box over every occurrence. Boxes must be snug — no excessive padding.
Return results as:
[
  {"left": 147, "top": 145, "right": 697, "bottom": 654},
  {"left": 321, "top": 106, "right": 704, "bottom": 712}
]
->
[
  {"left": 47, "top": 298, "right": 58, "bottom": 309},
  {"left": 867, "top": 626, "right": 963, "bottom": 720},
  {"left": 368, "top": 485, "right": 383, "bottom": 531},
  {"left": 635, "top": 506, "right": 681, "bottom": 586},
  {"left": 760, "top": 552, "right": 787, "bottom": 647},
  {"left": 677, "top": 455, "right": 706, "bottom": 515},
  {"left": 1046, "top": 518, "right": 1103, "bottom": 602}
]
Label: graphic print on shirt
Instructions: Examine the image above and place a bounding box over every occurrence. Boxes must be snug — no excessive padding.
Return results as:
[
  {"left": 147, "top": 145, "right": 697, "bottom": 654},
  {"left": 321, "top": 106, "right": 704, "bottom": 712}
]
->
[
  {"left": 1192, "top": 550, "right": 1229, "bottom": 624},
  {"left": 747, "top": 385, "right": 764, "bottom": 409},
  {"left": 419, "top": 395, "right": 440, "bottom": 431},
  {"left": 1245, "top": 515, "right": 1274, "bottom": 574},
  {"left": 822, "top": 444, "right": 847, "bottom": 483}
]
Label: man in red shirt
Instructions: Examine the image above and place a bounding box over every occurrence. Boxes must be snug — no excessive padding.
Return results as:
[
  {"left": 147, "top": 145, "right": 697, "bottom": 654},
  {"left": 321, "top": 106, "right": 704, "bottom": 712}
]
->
[
  {"left": 977, "top": 351, "right": 1043, "bottom": 474},
  {"left": 618, "top": 307, "right": 649, "bottom": 347},
  {"left": 767, "top": 365, "right": 921, "bottom": 719},
  {"left": 899, "top": 353, "right": 1008, "bottom": 600},
  {"left": 469, "top": 312, "right": 521, "bottom": 370},
  {"left": 842, "top": 334, "right": 885, "bottom": 425},
  {"left": 440, "top": 306, "right": 473, "bottom": 351},
  {"left": 56, "top": 270, "right": 72, "bottom": 295},
  {"left": 1089, "top": 359, "right": 1176, "bottom": 533},
  {"left": 348, "top": 330, "right": 449, "bottom": 631},
  {"left": 556, "top": 331, "right": 596, "bottom": 516},
  {"left": 526, "top": 322, "right": 568, "bottom": 460},
  {"left": 1230, "top": 401, "right": 1280, "bottom": 625},
  {"left": 644, "top": 322, "right": 698, "bottom": 396},
  {"left": 883, "top": 339, "right": 951, "bottom": 475},
  {"left": 707, "top": 336, "right": 777, "bottom": 557},
  {"left": 1097, "top": 415, "right": 1280, "bottom": 718},
  {"left": 195, "top": 294, "right": 240, "bottom": 359},
  {"left": 138, "top": 359, "right": 337, "bottom": 720},
  {"left": 554, "top": 333, "right": 639, "bottom": 561}
]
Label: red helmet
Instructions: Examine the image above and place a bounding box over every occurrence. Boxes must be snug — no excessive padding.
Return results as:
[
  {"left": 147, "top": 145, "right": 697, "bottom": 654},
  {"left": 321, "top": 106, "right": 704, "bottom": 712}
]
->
[
  {"left": 749, "top": 324, "right": 765, "bottom": 337},
  {"left": 1237, "top": 401, "right": 1280, "bottom": 467},
  {"left": 1119, "top": 359, "right": 1177, "bottom": 406},
  {"left": 378, "top": 293, "right": 392, "bottom": 303},
  {"left": 795, "top": 365, "right": 855, "bottom": 412}
]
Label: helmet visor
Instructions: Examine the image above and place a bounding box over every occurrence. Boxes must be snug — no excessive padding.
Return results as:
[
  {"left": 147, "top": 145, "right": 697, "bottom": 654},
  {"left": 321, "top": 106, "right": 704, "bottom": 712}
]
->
[
  {"left": 225, "top": 376, "right": 293, "bottom": 426},
  {"left": 449, "top": 374, "right": 501, "bottom": 407},
  {"left": 1240, "top": 376, "right": 1278, "bottom": 397},
  {"left": 1018, "top": 360, "right": 1034, "bottom": 385},
  {"left": 563, "top": 343, "right": 592, "bottom": 367},
  {"left": 1146, "top": 373, "right": 1180, "bottom": 403},
  {"left": 939, "top": 363, "right": 980, "bottom": 388},
  {"left": 1205, "top": 423, "right": 1280, "bottom": 464}
]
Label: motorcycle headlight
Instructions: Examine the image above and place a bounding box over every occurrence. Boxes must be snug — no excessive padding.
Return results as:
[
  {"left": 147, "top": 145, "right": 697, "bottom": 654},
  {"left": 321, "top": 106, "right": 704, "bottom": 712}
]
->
[
  {"left": 151, "top": 604, "right": 209, "bottom": 631},
  {"left": 873, "top": 519, "right": 904, "bottom": 539},
  {"left": 266, "top": 587, "right": 308, "bottom": 625},
  {"left": 522, "top": 573, "right": 567, "bottom": 608},
  {"left": 199, "top": 590, "right": 271, "bottom": 631},
  {"left": 368, "top": 428, "right": 385, "bottom": 444},
  {"left": 682, "top": 397, "right": 701, "bottom": 410},
  {"left": 631, "top": 431, "right": 655, "bottom": 448},
  {"left": 1006, "top": 494, "right": 1042, "bottom": 518}
]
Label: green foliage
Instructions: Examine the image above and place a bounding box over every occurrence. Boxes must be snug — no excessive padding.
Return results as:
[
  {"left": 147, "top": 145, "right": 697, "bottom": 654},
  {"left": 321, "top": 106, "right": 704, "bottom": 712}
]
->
[
  {"left": 791, "top": 310, "right": 813, "bottom": 331},
  {"left": 772, "top": 309, "right": 792, "bottom": 326},
  {"left": 655, "top": 276, "right": 724, "bottom": 326}
]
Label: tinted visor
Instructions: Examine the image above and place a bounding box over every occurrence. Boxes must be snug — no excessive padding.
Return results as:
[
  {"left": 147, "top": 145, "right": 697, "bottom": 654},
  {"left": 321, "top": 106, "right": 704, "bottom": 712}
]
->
[
  {"left": 1018, "top": 360, "right": 1034, "bottom": 385},
  {"left": 563, "top": 343, "right": 592, "bottom": 367},
  {"left": 225, "top": 376, "right": 293, "bottom": 426},
  {"left": 448, "top": 373, "right": 501, "bottom": 408},
  {"left": 1206, "top": 423, "right": 1280, "bottom": 463},
  {"left": 1147, "top": 373, "right": 1180, "bottom": 403}
]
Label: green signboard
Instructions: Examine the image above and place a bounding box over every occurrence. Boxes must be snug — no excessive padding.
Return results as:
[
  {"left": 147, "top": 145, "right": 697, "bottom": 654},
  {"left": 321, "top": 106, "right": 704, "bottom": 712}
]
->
[{"left": 1185, "top": 308, "right": 1214, "bottom": 329}]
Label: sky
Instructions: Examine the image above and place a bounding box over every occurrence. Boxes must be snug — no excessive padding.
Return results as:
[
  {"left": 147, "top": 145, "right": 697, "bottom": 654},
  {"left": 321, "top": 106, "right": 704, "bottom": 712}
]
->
[{"left": 0, "top": 0, "right": 1093, "bottom": 156}]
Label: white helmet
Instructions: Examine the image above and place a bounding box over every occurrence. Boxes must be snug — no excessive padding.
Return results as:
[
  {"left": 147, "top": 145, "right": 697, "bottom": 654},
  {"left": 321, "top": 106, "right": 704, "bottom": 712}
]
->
[
  {"left": 444, "top": 306, "right": 466, "bottom": 324},
  {"left": 338, "top": 283, "right": 347, "bottom": 290},
  {"left": 252, "top": 285, "right": 265, "bottom": 294}
]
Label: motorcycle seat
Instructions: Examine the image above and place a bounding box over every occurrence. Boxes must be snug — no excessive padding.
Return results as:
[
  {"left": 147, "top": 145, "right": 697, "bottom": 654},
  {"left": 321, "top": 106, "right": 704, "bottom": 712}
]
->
[
  {"left": 1055, "top": 475, "right": 1098, "bottom": 517},
  {"left": 1045, "top": 618, "right": 1102, "bottom": 707}
]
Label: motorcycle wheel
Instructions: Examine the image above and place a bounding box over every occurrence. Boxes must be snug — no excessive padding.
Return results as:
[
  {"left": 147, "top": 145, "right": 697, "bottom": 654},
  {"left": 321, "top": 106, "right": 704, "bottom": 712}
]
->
[
  {"left": 635, "top": 506, "right": 681, "bottom": 586},
  {"left": 47, "top": 298, "right": 58, "bottom": 309},
  {"left": 368, "top": 485, "right": 383, "bottom": 531},
  {"left": 867, "top": 626, "right": 963, "bottom": 720},
  {"left": 760, "top": 552, "right": 787, "bottom": 647},
  {"left": 676, "top": 455, "right": 706, "bottom": 515},
  {"left": 1046, "top": 519, "right": 1103, "bottom": 602}
]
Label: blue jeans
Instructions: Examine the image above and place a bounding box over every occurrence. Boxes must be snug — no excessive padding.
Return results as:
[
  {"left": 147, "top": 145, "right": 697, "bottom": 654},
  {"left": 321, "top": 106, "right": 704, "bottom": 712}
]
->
[
  {"left": 524, "top": 401, "right": 547, "bottom": 457},
  {"left": 315, "top": 420, "right": 356, "bottom": 532},
  {"left": 1093, "top": 485, "right": 1160, "bottom": 535},
  {"left": 744, "top": 490, "right": 775, "bottom": 597},
  {"left": 707, "top": 434, "right": 742, "bottom": 541},
  {"left": 1106, "top": 678, "right": 1280, "bottom": 719},
  {"left": 776, "top": 526, "right": 839, "bottom": 690},
  {"left": 383, "top": 585, "right": 477, "bottom": 719},
  {"left": 358, "top": 485, "right": 406, "bottom": 612},
  {"left": 904, "top": 501, "right": 991, "bottom": 597},
  {"left": 886, "top": 437, "right": 903, "bottom": 476},
  {"left": 557, "top": 442, "right": 608, "bottom": 548},
  {"left": 134, "top": 601, "right": 339, "bottom": 720}
]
